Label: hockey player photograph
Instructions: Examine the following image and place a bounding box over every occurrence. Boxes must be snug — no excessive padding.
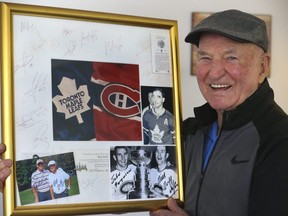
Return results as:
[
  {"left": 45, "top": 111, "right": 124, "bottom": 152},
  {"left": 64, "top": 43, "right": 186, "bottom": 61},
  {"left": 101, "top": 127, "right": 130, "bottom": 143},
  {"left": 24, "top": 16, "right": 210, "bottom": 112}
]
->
[
  {"left": 149, "top": 145, "right": 178, "bottom": 198},
  {"left": 110, "top": 146, "right": 136, "bottom": 200},
  {"left": 142, "top": 87, "right": 175, "bottom": 145}
]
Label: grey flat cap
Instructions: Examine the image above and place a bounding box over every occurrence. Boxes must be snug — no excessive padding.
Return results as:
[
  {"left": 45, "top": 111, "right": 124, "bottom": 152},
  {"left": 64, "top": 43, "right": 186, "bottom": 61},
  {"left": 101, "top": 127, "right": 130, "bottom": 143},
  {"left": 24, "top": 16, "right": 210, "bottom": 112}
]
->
[{"left": 185, "top": 9, "right": 269, "bottom": 52}]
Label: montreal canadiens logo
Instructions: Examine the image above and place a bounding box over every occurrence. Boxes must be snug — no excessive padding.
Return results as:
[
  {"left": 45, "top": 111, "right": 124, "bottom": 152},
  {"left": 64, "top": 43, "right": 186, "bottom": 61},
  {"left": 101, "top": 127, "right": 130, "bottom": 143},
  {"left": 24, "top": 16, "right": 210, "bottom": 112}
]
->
[{"left": 101, "top": 83, "right": 140, "bottom": 118}]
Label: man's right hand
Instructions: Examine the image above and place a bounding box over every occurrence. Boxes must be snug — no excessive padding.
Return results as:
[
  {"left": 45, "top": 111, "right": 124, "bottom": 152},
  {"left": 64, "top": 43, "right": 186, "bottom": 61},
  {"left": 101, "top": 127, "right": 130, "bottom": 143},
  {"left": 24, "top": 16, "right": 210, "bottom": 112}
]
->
[{"left": 149, "top": 197, "right": 189, "bottom": 216}]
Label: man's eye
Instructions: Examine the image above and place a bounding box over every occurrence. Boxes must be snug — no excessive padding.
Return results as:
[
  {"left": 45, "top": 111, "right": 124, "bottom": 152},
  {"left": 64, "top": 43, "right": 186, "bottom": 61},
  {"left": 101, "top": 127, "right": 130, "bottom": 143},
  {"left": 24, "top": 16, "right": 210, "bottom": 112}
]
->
[
  {"left": 227, "top": 56, "right": 238, "bottom": 60},
  {"left": 198, "top": 56, "right": 211, "bottom": 61}
]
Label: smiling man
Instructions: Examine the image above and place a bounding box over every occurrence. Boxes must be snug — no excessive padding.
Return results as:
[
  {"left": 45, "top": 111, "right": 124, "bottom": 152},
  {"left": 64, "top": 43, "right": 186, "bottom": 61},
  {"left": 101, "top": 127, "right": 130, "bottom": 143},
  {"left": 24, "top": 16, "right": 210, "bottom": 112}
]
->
[
  {"left": 48, "top": 160, "right": 71, "bottom": 199},
  {"left": 195, "top": 32, "right": 269, "bottom": 128},
  {"left": 149, "top": 146, "right": 178, "bottom": 198},
  {"left": 110, "top": 146, "right": 136, "bottom": 200},
  {"left": 150, "top": 9, "right": 288, "bottom": 216},
  {"left": 31, "top": 159, "right": 51, "bottom": 202}
]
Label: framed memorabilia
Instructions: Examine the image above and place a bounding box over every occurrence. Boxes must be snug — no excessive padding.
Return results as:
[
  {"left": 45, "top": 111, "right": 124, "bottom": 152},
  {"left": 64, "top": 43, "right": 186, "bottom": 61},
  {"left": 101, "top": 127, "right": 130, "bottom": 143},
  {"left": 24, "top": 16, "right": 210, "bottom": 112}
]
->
[
  {"left": 0, "top": 2, "right": 183, "bottom": 215},
  {"left": 190, "top": 12, "right": 272, "bottom": 75}
]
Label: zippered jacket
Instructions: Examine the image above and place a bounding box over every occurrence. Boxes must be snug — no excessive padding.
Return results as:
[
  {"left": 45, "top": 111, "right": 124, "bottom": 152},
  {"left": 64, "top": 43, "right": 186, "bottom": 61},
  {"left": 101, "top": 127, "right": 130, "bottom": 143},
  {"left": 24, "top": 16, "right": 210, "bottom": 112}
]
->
[{"left": 182, "top": 79, "right": 288, "bottom": 216}]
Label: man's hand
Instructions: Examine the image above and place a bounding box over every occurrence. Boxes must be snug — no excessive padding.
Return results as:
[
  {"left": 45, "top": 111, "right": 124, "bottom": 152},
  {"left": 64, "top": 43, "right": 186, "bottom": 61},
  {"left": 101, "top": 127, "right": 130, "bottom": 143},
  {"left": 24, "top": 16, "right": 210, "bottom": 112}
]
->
[
  {"left": 0, "top": 144, "right": 12, "bottom": 193},
  {"left": 149, "top": 197, "right": 189, "bottom": 216}
]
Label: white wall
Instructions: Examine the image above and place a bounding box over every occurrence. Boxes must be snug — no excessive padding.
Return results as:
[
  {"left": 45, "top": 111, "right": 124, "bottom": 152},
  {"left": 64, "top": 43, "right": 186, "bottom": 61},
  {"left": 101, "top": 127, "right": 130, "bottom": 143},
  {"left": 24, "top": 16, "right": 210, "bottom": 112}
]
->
[{"left": 1, "top": 0, "right": 288, "bottom": 215}]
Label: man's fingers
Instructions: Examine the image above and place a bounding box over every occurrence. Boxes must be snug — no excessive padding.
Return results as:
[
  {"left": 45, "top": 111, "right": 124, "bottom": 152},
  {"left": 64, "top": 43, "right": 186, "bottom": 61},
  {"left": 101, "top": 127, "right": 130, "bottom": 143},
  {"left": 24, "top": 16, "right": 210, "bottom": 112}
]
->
[
  {"left": 0, "top": 144, "right": 11, "bottom": 192},
  {"left": 0, "top": 143, "right": 6, "bottom": 154},
  {"left": 0, "top": 167, "right": 11, "bottom": 192},
  {"left": 167, "top": 198, "right": 189, "bottom": 216},
  {"left": 150, "top": 209, "right": 174, "bottom": 216},
  {"left": 0, "top": 167, "right": 11, "bottom": 181},
  {"left": 0, "top": 159, "right": 12, "bottom": 182},
  {"left": 0, "top": 159, "right": 12, "bottom": 170},
  {"left": 149, "top": 198, "right": 189, "bottom": 216}
]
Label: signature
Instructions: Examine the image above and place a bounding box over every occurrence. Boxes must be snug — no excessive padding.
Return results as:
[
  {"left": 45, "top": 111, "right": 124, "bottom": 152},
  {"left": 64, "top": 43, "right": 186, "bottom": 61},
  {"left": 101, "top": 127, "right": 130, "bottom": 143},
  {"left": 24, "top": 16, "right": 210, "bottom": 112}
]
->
[
  {"left": 105, "top": 38, "right": 123, "bottom": 56},
  {"left": 21, "top": 20, "right": 36, "bottom": 32},
  {"left": 64, "top": 40, "right": 77, "bottom": 57},
  {"left": 24, "top": 72, "right": 48, "bottom": 103},
  {"left": 79, "top": 178, "right": 98, "bottom": 190},
  {"left": 30, "top": 124, "right": 50, "bottom": 152},
  {"left": 16, "top": 106, "right": 48, "bottom": 130},
  {"left": 81, "top": 30, "right": 98, "bottom": 47},
  {"left": 14, "top": 52, "right": 34, "bottom": 72}
]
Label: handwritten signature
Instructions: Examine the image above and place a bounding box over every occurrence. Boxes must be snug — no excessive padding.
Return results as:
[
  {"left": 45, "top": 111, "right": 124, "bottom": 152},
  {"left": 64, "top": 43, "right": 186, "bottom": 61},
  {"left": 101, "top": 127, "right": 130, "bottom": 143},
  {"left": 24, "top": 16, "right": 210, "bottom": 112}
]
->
[
  {"left": 16, "top": 105, "right": 48, "bottom": 130},
  {"left": 24, "top": 72, "right": 48, "bottom": 103},
  {"left": 14, "top": 52, "right": 34, "bottom": 72}
]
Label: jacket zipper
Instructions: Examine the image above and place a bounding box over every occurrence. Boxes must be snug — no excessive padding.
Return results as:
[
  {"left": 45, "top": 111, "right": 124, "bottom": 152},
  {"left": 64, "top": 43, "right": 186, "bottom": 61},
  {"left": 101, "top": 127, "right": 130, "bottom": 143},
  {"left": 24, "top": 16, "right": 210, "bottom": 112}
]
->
[
  {"left": 195, "top": 118, "right": 225, "bottom": 216},
  {"left": 195, "top": 173, "right": 204, "bottom": 216}
]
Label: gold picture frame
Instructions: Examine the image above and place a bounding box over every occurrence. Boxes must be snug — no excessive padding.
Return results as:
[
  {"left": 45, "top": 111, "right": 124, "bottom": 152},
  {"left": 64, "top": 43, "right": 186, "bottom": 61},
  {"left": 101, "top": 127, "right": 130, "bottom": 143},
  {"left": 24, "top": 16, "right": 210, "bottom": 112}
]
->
[
  {"left": 0, "top": 3, "right": 184, "bottom": 215},
  {"left": 190, "top": 12, "right": 272, "bottom": 75}
]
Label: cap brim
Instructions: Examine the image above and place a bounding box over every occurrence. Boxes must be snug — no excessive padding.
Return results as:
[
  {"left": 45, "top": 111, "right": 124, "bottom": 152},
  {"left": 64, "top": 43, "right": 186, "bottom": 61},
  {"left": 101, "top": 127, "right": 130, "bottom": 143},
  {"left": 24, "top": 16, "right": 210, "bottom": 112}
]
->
[{"left": 185, "top": 28, "right": 250, "bottom": 46}]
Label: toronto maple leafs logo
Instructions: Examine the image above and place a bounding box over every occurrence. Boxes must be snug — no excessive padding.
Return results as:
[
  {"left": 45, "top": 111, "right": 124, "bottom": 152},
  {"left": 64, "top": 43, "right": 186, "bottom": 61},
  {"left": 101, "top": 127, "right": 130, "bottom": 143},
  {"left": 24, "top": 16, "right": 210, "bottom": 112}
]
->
[
  {"left": 151, "top": 124, "right": 164, "bottom": 143},
  {"left": 52, "top": 77, "right": 90, "bottom": 124}
]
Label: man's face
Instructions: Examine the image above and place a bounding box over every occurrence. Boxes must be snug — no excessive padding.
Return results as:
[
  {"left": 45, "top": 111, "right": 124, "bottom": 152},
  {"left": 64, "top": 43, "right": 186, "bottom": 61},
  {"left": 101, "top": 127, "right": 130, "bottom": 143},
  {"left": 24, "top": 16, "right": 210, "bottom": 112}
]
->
[
  {"left": 115, "top": 148, "right": 128, "bottom": 170},
  {"left": 37, "top": 162, "right": 44, "bottom": 171},
  {"left": 155, "top": 146, "right": 168, "bottom": 166},
  {"left": 148, "top": 92, "right": 153, "bottom": 105},
  {"left": 49, "top": 164, "right": 57, "bottom": 173},
  {"left": 152, "top": 90, "right": 165, "bottom": 108},
  {"left": 195, "top": 33, "right": 269, "bottom": 112}
]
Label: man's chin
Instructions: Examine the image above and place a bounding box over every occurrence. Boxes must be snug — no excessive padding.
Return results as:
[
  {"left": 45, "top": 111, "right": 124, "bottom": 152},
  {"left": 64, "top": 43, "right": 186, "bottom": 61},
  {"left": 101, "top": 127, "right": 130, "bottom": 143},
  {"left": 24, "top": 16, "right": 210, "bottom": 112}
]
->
[{"left": 209, "top": 102, "right": 235, "bottom": 112}]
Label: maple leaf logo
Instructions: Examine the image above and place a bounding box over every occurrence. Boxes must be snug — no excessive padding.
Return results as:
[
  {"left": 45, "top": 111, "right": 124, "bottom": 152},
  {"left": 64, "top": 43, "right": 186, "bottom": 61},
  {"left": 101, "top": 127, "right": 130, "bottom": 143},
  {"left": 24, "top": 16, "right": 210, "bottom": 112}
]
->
[
  {"left": 151, "top": 124, "right": 164, "bottom": 143},
  {"left": 52, "top": 77, "right": 90, "bottom": 124}
]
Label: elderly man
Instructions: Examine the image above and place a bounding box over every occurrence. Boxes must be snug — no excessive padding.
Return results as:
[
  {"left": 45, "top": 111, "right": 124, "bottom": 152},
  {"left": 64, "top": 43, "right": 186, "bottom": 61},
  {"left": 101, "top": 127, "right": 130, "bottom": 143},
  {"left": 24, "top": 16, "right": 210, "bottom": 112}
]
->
[
  {"left": 151, "top": 9, "right": 288, "bottom": 216},
  {"left": 48, "top": 160, "right": 71, "bottom": 199}
]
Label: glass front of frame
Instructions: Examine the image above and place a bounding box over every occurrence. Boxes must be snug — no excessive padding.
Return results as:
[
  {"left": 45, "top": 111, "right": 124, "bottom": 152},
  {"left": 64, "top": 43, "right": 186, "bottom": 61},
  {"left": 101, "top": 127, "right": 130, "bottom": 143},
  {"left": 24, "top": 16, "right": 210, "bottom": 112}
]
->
[{"left": 0, "top": 3, "right": 183, "bottom": 215}]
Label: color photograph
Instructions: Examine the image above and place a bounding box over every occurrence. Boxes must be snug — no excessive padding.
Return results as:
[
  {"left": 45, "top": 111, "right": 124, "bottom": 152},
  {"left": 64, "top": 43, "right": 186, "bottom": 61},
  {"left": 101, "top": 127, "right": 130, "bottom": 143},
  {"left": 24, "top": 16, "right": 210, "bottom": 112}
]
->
[{"left": 16, "top": 152, "right": 79, "bottom": 205}]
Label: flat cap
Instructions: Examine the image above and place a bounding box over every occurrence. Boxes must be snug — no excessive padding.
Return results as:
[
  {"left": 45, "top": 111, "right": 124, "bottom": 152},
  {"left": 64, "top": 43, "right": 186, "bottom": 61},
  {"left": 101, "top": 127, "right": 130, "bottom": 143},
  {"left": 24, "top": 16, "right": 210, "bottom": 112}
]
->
[{"left": 185, "top": 9, "right": 269, "bottom": 52}]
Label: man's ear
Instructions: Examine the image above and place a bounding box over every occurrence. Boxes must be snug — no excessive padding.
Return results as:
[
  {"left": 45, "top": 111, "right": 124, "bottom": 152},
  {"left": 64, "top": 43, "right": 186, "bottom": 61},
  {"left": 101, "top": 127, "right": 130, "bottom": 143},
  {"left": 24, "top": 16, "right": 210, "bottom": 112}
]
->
[
  {"left": 259, "top": 53, "right": 270, "bottom": 83},
  {"left": 113, "top": 155, "right": 116, "bottom": 161}
]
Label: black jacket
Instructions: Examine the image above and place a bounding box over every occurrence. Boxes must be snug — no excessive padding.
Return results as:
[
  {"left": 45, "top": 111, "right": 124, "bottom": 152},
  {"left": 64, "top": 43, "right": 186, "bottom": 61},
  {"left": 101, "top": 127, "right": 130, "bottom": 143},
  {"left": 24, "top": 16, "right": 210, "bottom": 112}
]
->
[{"left": 182, "top": 79, "right": 288, "bottom": 216}]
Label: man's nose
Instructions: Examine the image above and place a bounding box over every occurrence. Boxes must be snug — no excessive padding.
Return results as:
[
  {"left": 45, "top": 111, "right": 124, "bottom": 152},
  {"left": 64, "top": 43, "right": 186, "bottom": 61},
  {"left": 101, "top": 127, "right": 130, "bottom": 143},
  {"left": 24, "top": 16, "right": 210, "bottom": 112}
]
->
[{"left": 209, "top": 59, "right": 226, "bottom": 78}]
